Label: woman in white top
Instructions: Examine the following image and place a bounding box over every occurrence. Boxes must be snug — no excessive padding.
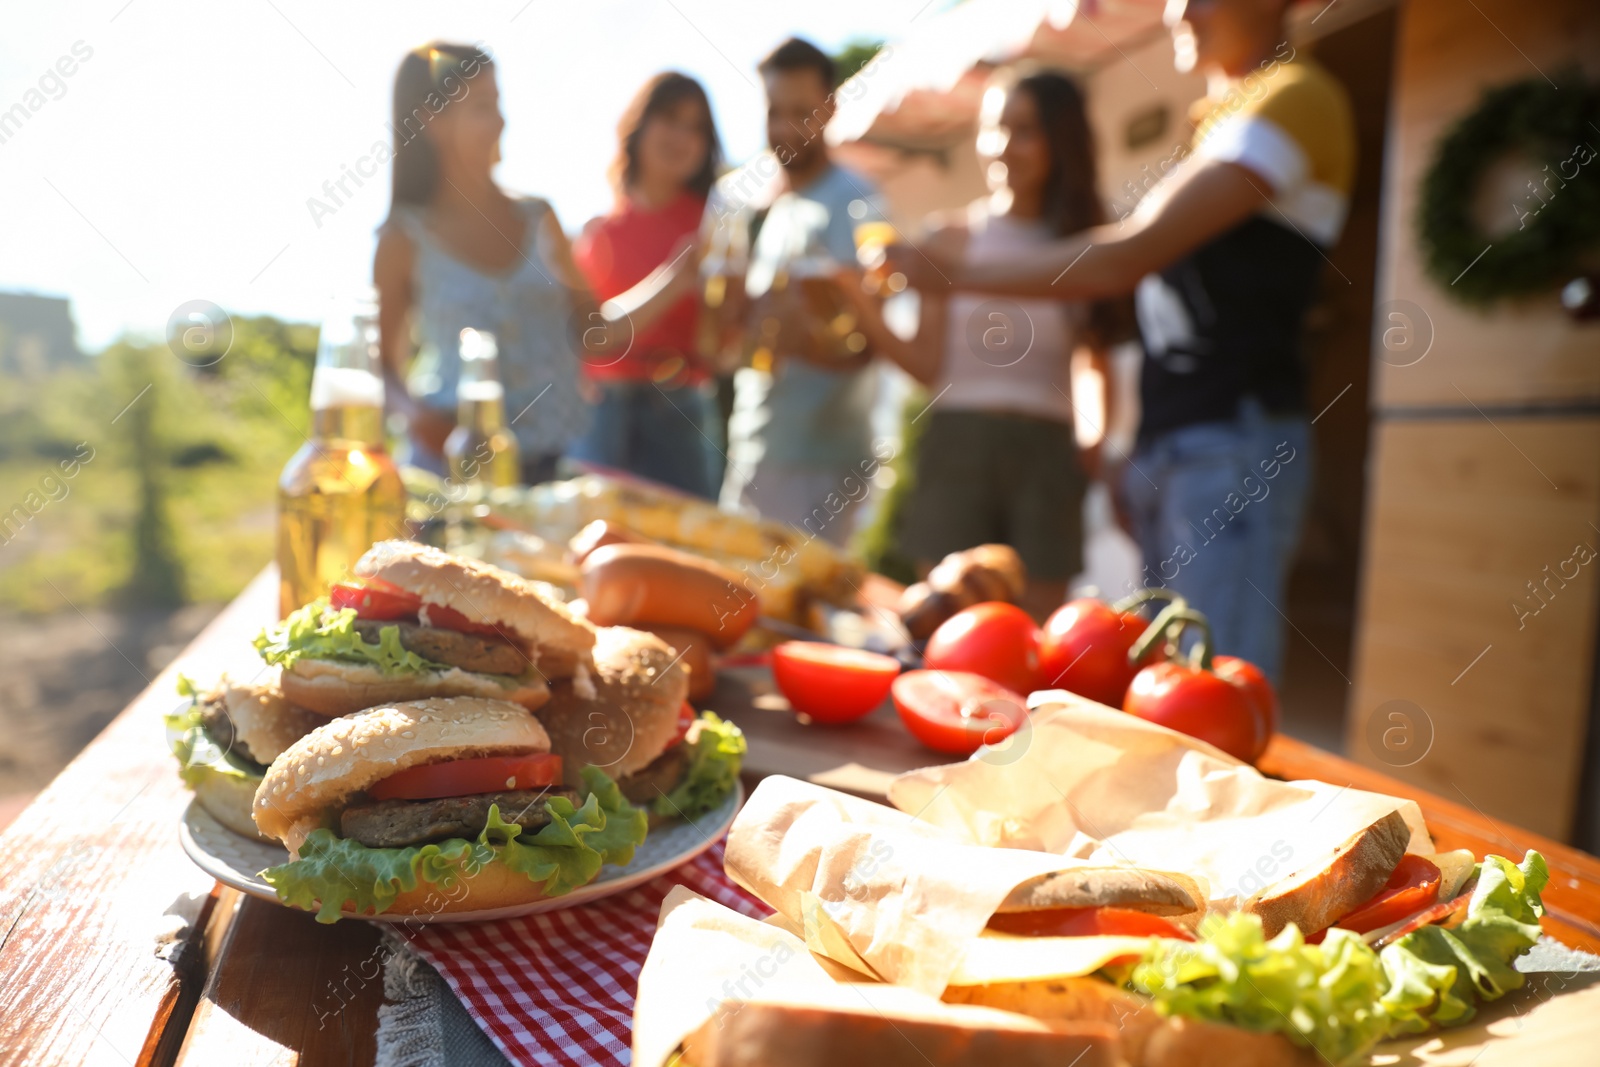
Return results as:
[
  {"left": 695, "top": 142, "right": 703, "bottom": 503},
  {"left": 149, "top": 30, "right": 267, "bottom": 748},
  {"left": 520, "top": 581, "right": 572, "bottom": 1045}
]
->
[{"left": 852, "top": 70, "right": 1126, "bottom": 618}]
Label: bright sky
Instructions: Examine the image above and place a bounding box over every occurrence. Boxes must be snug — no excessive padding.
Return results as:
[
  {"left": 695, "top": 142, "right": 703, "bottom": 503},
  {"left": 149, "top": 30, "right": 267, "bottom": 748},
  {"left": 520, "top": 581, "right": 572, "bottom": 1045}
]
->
[{"left": 0, "top": 0, "right": 942, "bottom": 351}]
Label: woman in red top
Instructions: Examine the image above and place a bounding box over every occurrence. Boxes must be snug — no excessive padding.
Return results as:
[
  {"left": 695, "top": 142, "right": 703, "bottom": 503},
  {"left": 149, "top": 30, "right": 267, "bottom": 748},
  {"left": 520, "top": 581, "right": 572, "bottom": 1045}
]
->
[{"left": 571, "top": 72, "right": 723, "bottom": 498}]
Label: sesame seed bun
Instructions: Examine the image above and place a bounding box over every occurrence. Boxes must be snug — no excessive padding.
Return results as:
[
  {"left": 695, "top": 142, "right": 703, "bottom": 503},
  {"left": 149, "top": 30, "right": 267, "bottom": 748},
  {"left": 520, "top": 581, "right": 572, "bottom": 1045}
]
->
[
  {"left": 253, "top": 696, "right": 550, "bottom": 851},
  {"left": 536, "top": 626, "right": 689, "bottom": 782},
  {"left": 354, "top": 539, "right": 597, "bottom": 678},
  {"left": 212, "top": 674, "right": 325, "bottom": 764},
  {"left": 279, "top": 657, "right": 551, "bottom": 718}
]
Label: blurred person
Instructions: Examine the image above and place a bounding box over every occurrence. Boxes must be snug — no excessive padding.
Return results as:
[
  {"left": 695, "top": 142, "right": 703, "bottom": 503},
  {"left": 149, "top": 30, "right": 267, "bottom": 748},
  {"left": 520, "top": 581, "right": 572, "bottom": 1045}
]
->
[
  {"left": 846, "top": 70, "right": 1127, "bottom": 621},
  {"left": 569, "top": 72, "right": 725, "bottom": 499},
  {"left": 715, "top": 37, "right": 889, "bottom": 545},
  {"left": 885, "top": 0, "right": 1354, "bottom": 683},
  {"left": 375, "top": 44, "right": 698, "bottom": 485}
]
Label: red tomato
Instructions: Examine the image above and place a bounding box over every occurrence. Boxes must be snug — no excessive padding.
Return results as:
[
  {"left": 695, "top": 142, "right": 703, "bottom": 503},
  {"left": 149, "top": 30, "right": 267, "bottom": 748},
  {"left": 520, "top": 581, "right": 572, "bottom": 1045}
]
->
[
  {"left": 330, "top": 580, "right": 420, "bottom": 620},
  {"left": 1214, "top": 655, "right": 1279, "bottom": 761},
  {"left": 1123, "top": 661, "right": 1260, "bottom": 762},
  {"left": 368, "top": 753, "right": 563, "bottom": 801},
  {"left": 924, "top": 602, "right": 1042, "bottom": 695},
  {"left": 419, "top": 602, "right": 512, "bottom": 640},
  {"left": 1329, "top": 854, "right": 1442, "bottom": 935},
  {"left": 1037, "top": 599, "right": 1146, "bottom": 707},
  {"left": 771, "top": 642, "right": 901, "bottom": 725},
  {"left": 668, "top": 702, "right": 697, "bottom": 747},
  {"left": 987, "top": 905, "right": 1194, "bottom": 941},
  {"left": 891, "top": 670, "right": 1027, "bottom": 755},
  {"left": 329, "top": 581, "right": 509, "bottom": 640}
]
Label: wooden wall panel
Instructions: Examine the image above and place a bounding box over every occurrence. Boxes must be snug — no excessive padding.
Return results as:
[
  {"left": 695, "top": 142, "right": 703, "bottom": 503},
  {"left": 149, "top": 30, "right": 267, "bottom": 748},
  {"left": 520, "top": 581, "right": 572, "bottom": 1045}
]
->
[
  {"left": 1372, "top": 0, "right": 1600, "bottom": 409},
  {"left": 1347, "top": 418, "right": 1600, "bottom": 838}
]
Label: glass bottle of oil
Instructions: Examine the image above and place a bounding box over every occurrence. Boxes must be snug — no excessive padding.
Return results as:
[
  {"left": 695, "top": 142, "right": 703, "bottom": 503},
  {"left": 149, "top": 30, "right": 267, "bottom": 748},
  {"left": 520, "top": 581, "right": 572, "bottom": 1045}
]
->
[
  {"left": 443, "top": 328, "right": 520, "bottom": 488},
  {"left": 276, "top": 299, "right": 406, "bottom": 618}
]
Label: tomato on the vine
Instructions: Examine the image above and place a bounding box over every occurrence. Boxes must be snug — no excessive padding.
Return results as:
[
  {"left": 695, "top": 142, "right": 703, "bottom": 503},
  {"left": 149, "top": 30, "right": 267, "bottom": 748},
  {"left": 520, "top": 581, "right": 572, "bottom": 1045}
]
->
[{"left": 923, "top": 602, "right": 1041, "bottom": 695}]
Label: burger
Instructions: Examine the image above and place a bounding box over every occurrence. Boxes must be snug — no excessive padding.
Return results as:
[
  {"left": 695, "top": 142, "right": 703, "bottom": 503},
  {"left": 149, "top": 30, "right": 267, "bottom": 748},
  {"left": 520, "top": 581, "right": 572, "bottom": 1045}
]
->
[
  {"left": 253, "top": 696, "right": 648, "bottom": 921},
  {"left": 166, "top": 673, "right": 325, "bottom": 841},
  {"left": 532, "top": 625, "right": 745, "bottom": 826},
  {"left": 255, "top": 540, "right": 596, "bottom": 717}
]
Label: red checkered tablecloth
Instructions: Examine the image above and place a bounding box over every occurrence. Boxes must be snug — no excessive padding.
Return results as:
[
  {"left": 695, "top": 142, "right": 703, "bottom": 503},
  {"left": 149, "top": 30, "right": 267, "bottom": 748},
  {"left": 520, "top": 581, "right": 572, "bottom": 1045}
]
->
[{"left": 406, "top": 843, "right": 766, "bottom": 1067}]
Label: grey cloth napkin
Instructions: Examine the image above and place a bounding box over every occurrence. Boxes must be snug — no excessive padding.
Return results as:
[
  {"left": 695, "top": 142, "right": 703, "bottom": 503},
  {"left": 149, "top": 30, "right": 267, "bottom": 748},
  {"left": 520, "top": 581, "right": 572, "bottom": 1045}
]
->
[{"left": 376, "top": 933, "right": 511, "bottom": 1067}]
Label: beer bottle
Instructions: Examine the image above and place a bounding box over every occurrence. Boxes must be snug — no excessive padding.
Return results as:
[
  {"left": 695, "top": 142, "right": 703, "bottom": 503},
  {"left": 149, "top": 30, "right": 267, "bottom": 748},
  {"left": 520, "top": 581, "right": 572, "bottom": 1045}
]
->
[
  {"left": 443, "top": 328, "right": 520, "bottom": 488},
  {"left": 276, "top": 297, "right": 406, "bottom": 618}
]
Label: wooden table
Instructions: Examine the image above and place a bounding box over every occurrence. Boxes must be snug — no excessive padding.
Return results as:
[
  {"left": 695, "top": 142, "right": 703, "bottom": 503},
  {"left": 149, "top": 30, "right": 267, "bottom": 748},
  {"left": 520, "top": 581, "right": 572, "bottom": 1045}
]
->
[{"left": 3, "top": 566, "right": 1599, "bottom": 1066}]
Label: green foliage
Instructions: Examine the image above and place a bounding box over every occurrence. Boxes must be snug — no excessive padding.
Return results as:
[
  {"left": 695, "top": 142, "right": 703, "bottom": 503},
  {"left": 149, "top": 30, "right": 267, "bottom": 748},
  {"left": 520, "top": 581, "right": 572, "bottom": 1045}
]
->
[
  {"left": 1418, "top": 71, "right": 1600, "bottom": 304},
  {"left": 855, "top": 386, "right": 927, "bottom": 586},
  {"left": 832, "top": 39, "right": 885, "bottom": 84},
  {"left": 0, "top": 315, "right": 317, "bottom": 613}
]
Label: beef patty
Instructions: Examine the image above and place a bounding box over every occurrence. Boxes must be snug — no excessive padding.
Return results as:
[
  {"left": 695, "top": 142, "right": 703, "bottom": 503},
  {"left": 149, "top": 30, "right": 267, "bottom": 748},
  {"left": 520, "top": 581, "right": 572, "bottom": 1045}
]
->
[
  {"left": 616, "top": 742, "right": 689, "bottom": 808},
  {"left": 198, "top": 698, "right": 262, "bottom": 766},
  {"left": 352, "top": 618, "right": 527, "bottom": 676},
  {"left": 339, "top": 787, "right": 583, "bottom": 848}
]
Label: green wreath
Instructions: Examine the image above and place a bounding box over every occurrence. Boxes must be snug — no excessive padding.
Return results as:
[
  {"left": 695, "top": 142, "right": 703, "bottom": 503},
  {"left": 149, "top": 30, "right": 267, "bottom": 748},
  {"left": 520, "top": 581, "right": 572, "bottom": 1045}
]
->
[{"left": 1418, "top": 72, "right": 1600, "bottom": 305}]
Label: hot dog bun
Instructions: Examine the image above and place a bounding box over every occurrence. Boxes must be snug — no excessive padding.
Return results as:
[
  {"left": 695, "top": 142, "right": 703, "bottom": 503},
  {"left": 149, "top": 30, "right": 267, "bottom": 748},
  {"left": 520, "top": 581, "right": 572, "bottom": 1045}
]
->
[
  {"left": 580, "top": 543, "right": 757, "bottom": 649},
  {"left": 569, "top": 519, "right": 648, "bottom": 565}
]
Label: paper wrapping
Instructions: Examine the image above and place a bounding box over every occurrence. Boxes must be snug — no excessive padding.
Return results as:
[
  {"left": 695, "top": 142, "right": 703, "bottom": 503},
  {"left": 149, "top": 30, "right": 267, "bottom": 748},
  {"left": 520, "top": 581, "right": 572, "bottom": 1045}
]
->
[
  {"left": 886, "top": 693, "right": 1435, "bottom": 910},
  {"left": 632, "top": 887, "right": 1087, "bottom": 1067},
  {"left": 723, "top": 775, "right": 1116, "bottom": 995}
]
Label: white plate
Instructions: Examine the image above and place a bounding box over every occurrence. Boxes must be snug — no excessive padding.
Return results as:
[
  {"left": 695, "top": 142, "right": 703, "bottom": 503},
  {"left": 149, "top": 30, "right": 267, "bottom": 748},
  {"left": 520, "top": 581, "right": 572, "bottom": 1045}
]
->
[{"left": 178, "top": 782, "right": 742, "bottom": 923}]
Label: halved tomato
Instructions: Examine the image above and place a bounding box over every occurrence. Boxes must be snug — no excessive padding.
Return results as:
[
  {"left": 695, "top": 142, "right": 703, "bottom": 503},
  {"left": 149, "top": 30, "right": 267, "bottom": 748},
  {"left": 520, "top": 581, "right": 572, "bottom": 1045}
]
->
[
  {"left": 771, "top": 642, "right": 901, "bottom": 725},
  {"left": 987, "top": 906, "right": 1194, "bottom": 941},
  {"left": 891, "top": 670, "right": 1027, "bottom": 755},
  {"left": 367, "top": 753, "right": 563, "bottom": 801}
]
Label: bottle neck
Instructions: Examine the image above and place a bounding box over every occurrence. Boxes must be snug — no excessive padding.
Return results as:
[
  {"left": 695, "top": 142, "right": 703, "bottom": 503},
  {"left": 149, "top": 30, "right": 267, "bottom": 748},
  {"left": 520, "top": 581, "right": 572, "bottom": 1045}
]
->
[{"left": 312, "top": 403, "right": 386, "bottom": 446}]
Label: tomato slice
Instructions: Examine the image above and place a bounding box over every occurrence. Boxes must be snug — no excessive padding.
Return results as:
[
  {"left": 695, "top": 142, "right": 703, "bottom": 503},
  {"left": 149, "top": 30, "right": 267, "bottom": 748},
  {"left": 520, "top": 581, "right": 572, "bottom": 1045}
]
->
[
  {"left": 668, "top": 702, "right": 697, "bottom": 747},
  {"left": 330, "top": 581, "right": 421, "bottom": 620},
  {"left": 418, "top": 602, "right": 513, "bottom": 640},
  {"left": 329, "top": 581, "right": 511, "bottom": 640},
  {"left": 890, "top": 670, "right": 1027, "bottom": 755},
  {"left": 367, "top": 753, "right": 563, "bottom": 801},
  {"left": 987, "top": 906, "right": 1194, "bottom": 941},
  {"left": 771, "top": 642, "right": 901, "bottom": 725},
  {"left": 1327, "top": 854, "right": 1442, "bottom": 935}
]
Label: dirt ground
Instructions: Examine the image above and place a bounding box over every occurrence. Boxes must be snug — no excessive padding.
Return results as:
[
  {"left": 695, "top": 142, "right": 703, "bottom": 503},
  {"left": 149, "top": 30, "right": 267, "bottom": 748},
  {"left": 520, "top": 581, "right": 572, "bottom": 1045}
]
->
[{"left": 0, "top": 603, "right": 222, "bottom": 813}]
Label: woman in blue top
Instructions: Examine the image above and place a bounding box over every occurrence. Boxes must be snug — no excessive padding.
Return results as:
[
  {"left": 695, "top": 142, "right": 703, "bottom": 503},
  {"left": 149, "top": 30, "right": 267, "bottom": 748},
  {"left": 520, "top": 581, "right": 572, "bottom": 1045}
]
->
[{"left": 375, "top": 43, "right": 699, "bottom": 483}]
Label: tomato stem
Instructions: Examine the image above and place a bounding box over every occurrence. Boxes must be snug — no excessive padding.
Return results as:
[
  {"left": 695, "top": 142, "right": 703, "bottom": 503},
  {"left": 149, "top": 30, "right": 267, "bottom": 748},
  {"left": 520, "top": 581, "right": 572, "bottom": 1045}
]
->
[
  {"left": 1128, "top": 606, "right": 1215, "bottom": 671},
  {"left": 1111, "top": 587, "right": 1186, "bottom": 615}
]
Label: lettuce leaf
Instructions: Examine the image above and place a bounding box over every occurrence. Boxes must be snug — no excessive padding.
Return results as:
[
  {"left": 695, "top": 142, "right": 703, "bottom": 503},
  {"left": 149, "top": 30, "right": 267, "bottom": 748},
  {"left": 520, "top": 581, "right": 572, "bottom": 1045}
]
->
[
  {"left": 1379, "top": 850, "right": 1548, "bottom": 1031},
  {"left": 1133, "top": 913, "right": 1393, "bottom": 1065},
  {"left": 1132, "top": 852, "right": 1551, "bottom": 1064},
  {"left": 652, "top": 712, "right": 746, "bottom": 821},
  {"left": 260, "top": 766, "right": 648, "bottom": 922},
  {"left": 164, "top": 674, "right": 264, "bottom": 788},
  {"left": 253, "top": 599, "right": 452, "bottom": 676}
]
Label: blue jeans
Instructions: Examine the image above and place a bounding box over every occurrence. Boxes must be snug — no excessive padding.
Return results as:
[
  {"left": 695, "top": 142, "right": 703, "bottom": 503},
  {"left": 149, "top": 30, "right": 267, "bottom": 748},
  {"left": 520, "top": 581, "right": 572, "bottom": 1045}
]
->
[
  {"left": 567, "top": 380, "right": 719, "bottom": 499},
  {"left": 1119, "top": 402, "right": 1312, "bottom": 685}
]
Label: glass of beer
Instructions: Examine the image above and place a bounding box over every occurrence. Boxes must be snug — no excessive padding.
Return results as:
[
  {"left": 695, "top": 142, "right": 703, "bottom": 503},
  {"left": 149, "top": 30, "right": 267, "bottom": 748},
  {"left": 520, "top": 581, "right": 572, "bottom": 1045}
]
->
[
  {"left": 276, "top": 297, "right": 406, "bottom": 618},
  {"left": 853, "top": 219, "right": 899, "bottom": 289}
]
